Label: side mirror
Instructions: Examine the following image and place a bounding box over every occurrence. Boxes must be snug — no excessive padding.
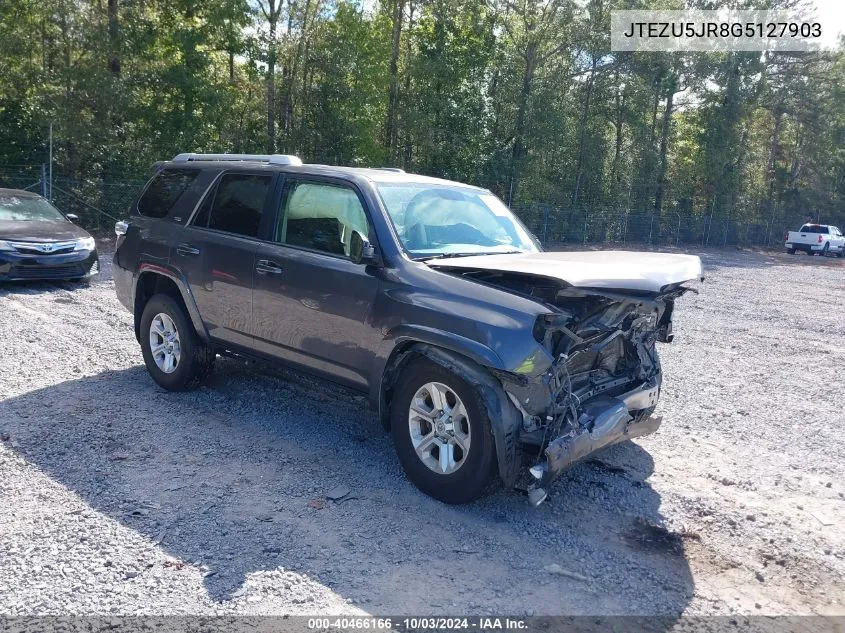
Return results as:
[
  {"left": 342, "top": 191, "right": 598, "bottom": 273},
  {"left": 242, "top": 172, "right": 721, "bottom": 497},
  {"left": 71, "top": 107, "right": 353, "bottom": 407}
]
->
[
  {"left": 349, "top": 230, "right": 377, "bottom": 265},
  {"left": 66, "top": 214, "right": 79, "bottom": 223}
]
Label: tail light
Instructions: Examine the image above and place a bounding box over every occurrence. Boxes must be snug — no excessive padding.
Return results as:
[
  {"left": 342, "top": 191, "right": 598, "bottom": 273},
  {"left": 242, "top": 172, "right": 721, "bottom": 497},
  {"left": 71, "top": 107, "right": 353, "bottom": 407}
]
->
[
  {"left": 818, "top": 234, "right": 824, "bottom": 243},
  {"left": 784, "top": 232, "right": 789, "bottom": 240}
]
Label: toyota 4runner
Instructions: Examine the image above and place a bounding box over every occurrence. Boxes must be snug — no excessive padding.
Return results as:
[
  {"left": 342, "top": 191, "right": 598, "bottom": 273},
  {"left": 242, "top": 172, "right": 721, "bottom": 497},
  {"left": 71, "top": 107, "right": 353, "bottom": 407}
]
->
[{"left": 113, "top": 153, "right": 703, "bottom": 505}]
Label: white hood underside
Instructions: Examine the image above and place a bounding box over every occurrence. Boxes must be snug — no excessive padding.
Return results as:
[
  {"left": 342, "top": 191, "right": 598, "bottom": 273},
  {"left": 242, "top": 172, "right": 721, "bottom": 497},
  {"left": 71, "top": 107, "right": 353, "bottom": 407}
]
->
[{"left": 428, "top": 250, "right": 704, "bottom": 293}]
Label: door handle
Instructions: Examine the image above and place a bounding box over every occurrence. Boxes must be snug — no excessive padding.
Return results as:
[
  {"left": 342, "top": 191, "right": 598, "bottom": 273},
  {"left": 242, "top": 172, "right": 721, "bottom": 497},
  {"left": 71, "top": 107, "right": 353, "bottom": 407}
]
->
[
  {"left": 255, "top": 259, "right": 283, "bottom": 275},
  {"left": 176, "top": 243, "right": 200, "bottom": 256}
]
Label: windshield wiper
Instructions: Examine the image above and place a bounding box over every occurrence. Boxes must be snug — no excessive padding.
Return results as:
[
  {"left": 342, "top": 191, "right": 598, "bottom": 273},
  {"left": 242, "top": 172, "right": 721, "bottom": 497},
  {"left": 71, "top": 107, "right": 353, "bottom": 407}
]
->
[{"left": 416, "top": 250, "right": 523, "bottom": 262}]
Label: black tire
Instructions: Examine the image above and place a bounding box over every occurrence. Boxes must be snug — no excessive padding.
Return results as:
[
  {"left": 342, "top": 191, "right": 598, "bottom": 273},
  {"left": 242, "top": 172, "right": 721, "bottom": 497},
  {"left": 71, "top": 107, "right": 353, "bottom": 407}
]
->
[
  {"left": 139, "top": 293, "right": 215, "bottom": 391},
  {"left": 787, "top": 248, "right": 795, "bottom": 255},
  {"left": 818, "top": 243, "right": 829, "bottom": 257},
  {"left": 390, "top": 358, "right": 499, "bottom": 504}
]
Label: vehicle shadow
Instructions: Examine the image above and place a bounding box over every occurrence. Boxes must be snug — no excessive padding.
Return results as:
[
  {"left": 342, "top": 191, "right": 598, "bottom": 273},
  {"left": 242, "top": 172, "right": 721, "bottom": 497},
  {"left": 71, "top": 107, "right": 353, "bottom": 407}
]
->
[
  {"left": 0, "top": 278, "right": 96, "bottom": 295},
  {"left": 1, "top": 361, "right": 694, "bottom": 616}
]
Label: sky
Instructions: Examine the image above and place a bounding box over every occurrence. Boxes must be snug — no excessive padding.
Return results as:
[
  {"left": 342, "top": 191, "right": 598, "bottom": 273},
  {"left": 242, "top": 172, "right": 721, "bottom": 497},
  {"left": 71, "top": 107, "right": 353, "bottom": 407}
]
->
[{"left": 806, "top": 0, "right": 844, "bottom": 49}]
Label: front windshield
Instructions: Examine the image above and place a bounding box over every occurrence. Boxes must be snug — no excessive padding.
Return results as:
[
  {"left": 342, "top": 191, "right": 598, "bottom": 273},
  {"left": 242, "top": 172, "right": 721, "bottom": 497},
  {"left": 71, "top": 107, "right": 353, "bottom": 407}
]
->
[
  {"left": 0, "top": 194, "right": 66, "bottom": 222},
  {"left": 376, "top": 183, "right": 540, "bottom": 258}
]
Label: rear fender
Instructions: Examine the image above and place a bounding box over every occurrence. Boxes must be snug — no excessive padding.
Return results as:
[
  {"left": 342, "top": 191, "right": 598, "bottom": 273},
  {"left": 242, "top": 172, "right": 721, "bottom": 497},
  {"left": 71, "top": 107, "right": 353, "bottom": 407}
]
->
[{"left": 133, "top": 264, "right": 210, "bottom": 343}]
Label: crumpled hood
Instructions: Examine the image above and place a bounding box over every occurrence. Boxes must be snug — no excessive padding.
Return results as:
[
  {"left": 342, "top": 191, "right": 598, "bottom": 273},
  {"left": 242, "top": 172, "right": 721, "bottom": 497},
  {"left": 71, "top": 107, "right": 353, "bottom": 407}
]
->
[{"left": 427, "top": 250, "right": 704, "bottom": 293}]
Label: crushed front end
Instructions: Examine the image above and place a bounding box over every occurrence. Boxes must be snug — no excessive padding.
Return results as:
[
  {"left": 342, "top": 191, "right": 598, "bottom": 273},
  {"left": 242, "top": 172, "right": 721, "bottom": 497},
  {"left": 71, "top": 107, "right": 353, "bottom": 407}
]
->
[{"left": 486, "top": 278, "right": 696, "bottom": 504}]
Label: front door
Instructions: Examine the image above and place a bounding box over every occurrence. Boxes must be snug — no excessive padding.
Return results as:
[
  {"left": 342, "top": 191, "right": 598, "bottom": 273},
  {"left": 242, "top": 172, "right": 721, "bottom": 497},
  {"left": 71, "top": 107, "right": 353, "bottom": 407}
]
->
[
  {"left": 176, "top": 171, "right": 275, "bottom": 348},
  {"left": 251, "top": 177, "right": 381, "bottom": 389}
]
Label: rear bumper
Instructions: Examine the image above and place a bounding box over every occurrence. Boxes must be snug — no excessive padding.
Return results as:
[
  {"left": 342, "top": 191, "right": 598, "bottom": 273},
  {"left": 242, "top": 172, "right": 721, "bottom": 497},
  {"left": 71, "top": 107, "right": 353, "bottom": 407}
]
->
[
  {"left": 113, "top": 254, "right": 134, "bottom": 311},
  {"left": 786, "top": 242, "right": 841, "bottom": 253},
  {"left": 0, "top": 249, "right": 99, "bottom": 281},
  {"left": 785, "top": 242, "right": 815, "bottom": 253}
]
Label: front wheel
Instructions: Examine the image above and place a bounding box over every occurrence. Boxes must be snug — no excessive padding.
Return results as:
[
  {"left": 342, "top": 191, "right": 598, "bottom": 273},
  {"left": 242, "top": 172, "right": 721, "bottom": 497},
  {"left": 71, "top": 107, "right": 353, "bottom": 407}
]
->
[
  {"left": 140, "top": 294, "right": 215, "bottom": 391},
  {"left": 390, "top": 359, "right": 498, "bottom": 504}
]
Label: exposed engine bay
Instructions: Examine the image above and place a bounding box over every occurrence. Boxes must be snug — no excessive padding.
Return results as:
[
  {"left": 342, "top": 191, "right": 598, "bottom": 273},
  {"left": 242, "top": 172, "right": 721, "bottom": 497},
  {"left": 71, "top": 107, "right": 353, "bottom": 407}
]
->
[{"left": 444, "top": 267, "right": 698, "bottom": 505}]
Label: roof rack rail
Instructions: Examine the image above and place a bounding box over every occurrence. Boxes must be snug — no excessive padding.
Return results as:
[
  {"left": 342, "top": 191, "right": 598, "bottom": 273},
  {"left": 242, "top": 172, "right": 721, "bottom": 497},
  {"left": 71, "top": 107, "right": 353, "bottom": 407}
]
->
[
  {"left": 172, "top": 153, "right": 303, "bottom": 166},
  {"left": 375, "top": 167, "right": 405, "bottom": 173}
]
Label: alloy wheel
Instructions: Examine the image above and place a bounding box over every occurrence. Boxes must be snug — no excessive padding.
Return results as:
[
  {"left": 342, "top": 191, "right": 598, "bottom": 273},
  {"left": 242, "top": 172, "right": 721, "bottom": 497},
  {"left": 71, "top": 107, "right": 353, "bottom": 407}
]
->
[
  {"left": 407, "top": 381, "right": 471, "bottom": 474},
  {"left": 149, "top": 313, "right": 181, "bottom": 374}
]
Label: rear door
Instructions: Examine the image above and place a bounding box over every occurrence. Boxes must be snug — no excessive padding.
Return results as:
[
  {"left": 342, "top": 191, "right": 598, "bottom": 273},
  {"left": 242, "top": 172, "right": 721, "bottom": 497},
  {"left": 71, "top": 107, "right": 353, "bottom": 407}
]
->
[
  {"left": 251, "top": 176, "right": 381, "bottom": 389},
  {"left": 126, "top": 166, "right": 210, "bottom": 267},
  {"left": 176, "top": 171, "right": 276, "bottom": 348}
]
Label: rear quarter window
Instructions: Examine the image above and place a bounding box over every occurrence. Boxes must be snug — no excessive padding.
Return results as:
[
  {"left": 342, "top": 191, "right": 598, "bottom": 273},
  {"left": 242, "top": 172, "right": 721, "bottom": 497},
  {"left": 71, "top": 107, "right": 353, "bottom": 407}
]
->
[
  {"left": 192, "top": 173, "right": 273, "bottom": 239},
  {"left": 137, "top": 169, "right": 199, "bottom": 218}
]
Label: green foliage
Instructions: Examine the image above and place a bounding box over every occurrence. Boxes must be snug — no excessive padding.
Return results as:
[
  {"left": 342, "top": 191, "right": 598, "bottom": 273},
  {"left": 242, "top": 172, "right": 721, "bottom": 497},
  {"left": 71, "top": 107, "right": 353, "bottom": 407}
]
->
[{"left": 0, "top": 0, "right": 842, "bottom": 235}]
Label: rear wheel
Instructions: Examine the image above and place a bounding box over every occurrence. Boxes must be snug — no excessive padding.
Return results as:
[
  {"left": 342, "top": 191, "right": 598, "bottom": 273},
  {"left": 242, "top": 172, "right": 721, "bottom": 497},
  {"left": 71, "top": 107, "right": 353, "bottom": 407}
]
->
[
  {"left": 390, "top": 359, "right": 498, "bottom": 504},
  {"left": 140, "top": 294, "right": 214, "bottom": 391},
  {"left": 787, "top": 248, "right": 795, "bottom": 255},
  {"left": 818, "top": 243, "right": 830, "bottom": 257}
]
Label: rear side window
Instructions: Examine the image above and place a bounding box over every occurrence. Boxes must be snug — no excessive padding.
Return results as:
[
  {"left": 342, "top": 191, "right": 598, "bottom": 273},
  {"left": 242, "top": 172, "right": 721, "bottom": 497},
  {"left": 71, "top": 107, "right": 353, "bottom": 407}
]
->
[
  {"left": 799, "top": 225, "right": 827, "bottom": 234},
  {"left": 137, "top": 169, "right": 198, "bottom": 218},
  {"left": 193, "top": 173, "right": 272, "bottom": 238}
]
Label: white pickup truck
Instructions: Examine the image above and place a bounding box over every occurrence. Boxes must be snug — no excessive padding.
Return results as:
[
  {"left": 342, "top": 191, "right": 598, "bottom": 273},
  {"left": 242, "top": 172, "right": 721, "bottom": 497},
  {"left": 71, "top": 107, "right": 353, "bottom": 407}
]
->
[{"left": 785, "top": 224, "right": 845, "bottom": 257}]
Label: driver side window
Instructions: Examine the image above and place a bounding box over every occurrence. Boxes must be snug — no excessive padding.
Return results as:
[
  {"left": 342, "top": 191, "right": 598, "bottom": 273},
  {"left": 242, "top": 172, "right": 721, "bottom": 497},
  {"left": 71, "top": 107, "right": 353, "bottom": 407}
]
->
[{"left": 275, "top": 181, "right": 369, "bottom": 258}]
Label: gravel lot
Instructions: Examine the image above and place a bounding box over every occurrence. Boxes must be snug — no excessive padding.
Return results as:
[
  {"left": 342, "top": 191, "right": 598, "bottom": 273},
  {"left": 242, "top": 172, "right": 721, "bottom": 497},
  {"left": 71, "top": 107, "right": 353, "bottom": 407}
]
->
[{"left": 1, "top": 243, "right": 843, "bottom": 617}]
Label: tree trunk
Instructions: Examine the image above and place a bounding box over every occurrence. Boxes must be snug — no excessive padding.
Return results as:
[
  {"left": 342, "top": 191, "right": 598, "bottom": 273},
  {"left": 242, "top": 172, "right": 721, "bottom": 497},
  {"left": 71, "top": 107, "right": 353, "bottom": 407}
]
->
[
  {"left": 286, "top": 0, "right": 313, "bottom": 154},
  {"left": 611, "top": 73, "right": 624, "bottom": 184},
  {"left": 763, "top": 110, "right": 782, "bottom": 214},
  {"left": 402, "top": 1, "right": 414, "bottom": 170},
  {"left": 654, "top": 78, "right": 676, "bottom": 216},
  {"left": 385, "top": 0, "right": 404, "bottom": 162},
  {"left": 182, "top": 1, "right": 198, "bottom": 126},
  {"left": 107, "top": 0, "right": 120, "bottom": 75},
  {"left": 572, "top": 55, "right": 598, "bottom": 206},
  {"left": 509, "top": 40, "right": 537, "bottom": 206},
  {"left": 789, "top": 126, "right": 803, "bottom": 189},
  {"left": 266, "top": 0, "right": 279, "bottom": 153}
]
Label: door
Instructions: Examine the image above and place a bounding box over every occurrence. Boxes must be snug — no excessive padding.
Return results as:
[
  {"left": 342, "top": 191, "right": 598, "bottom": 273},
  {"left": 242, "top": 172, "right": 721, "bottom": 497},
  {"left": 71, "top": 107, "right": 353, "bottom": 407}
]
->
[
  {"left": 251, "top": 177, "right": 381, "bottom": 389},
  {"left": 176, "top": 171, "right": 275, "bottom": 348}
]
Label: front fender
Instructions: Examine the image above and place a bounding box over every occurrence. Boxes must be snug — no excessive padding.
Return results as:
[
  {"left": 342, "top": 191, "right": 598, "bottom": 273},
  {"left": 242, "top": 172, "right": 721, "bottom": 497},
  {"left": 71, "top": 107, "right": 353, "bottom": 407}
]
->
[
  {"left": 375, "top": 342, "right": 523, "bottom": 489},
  {"left": 368, "top": 323, "right": 505, "bottom": 411},
  {"left": 389, "top": 324, "right": 505, "bottom": 370}
]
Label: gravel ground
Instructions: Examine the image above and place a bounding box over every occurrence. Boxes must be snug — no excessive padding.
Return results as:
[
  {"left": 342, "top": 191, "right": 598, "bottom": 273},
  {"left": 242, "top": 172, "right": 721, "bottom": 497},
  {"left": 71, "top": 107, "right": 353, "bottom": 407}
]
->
[{"left": 0, "top": 243, "right": 843, "bottom": 617}]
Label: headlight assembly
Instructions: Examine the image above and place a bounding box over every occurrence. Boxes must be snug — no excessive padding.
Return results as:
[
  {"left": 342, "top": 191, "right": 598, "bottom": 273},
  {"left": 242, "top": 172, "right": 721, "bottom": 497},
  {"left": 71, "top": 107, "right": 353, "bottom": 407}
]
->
[{"left": 74, "top": 236, "right": 96, "bottom": 251}]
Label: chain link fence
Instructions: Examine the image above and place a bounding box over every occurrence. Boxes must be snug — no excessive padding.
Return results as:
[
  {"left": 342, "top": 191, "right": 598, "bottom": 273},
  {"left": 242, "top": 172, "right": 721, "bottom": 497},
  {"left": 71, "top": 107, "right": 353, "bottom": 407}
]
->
[
  {"left": 0, "top": 166, "right": 145, "bottom": 235},
  {"left": 2, "top": 166, "right": 841, "bottom": 249},
  {"left": 510, "top": 202, "right": 843, "bottom": 250}
]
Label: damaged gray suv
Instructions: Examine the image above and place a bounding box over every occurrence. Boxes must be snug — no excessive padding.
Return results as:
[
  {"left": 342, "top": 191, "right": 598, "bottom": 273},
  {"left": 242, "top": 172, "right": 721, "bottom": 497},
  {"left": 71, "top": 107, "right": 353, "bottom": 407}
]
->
[{"left": 114, "top": 153, "right": 703, "bottom": 505}]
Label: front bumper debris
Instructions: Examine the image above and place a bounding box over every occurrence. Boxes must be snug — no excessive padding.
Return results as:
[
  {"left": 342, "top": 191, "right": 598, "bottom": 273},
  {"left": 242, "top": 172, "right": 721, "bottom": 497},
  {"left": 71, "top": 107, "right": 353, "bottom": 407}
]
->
[
  {"left": 525, "top": 381, "right": 662, "bottom": 505},
  {"left": 543, "top": 403, "right": 660, "bottom": 477}
]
